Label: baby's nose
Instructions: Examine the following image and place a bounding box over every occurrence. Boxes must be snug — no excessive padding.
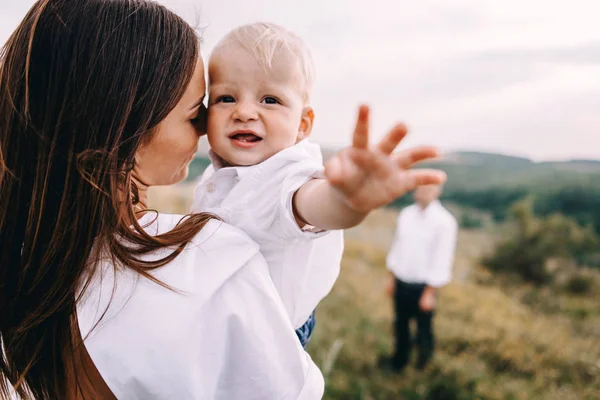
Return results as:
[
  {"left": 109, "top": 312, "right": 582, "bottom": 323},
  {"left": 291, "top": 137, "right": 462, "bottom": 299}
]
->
[{"left": 233, "top": 101, "right": 258, "bottom": 122}]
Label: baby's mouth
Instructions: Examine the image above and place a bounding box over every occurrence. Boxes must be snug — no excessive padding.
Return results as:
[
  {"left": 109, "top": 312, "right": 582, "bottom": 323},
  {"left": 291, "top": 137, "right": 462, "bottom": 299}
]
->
[{"left": 229, "top": 132, "right": 262, "bottom": 143}]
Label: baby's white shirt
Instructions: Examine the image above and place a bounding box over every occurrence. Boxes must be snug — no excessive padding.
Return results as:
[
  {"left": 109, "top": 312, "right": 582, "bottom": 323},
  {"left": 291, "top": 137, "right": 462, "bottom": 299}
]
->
[{"left": 191, "top": 139, "right": 344, "bottom": 329}]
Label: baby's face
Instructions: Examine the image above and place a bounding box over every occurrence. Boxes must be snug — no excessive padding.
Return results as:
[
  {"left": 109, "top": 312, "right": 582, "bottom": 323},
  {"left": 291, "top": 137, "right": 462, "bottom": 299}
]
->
[{"left": 207, "top": 45, "right": 311, "bottom": 166}]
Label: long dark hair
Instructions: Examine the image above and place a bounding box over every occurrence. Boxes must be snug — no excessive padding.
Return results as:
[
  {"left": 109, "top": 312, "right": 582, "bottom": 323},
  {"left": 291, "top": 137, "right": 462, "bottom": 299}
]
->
[{"left": 0, "top": 0, "right": 211, "bottom": 398}]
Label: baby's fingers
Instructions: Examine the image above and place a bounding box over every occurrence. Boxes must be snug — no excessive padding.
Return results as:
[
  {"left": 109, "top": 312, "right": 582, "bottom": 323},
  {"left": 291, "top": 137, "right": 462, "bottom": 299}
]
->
[
  {"left": 393, "top": 146, "right": 440, "bottom": 169},
  {"left": 376, "top": 123, "right": 407, "bottom": 155},
  {"left": 394, "top": 169, "right": 447, "bottom": 194},
  {"left": 352, "top": 105, "right": 370, "bottom": 150}
]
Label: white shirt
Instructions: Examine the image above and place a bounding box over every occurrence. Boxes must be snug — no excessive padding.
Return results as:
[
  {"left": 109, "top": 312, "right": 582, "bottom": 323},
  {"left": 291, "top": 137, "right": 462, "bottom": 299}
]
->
[
  {"left": 191, "top": 140, "right": 344, "bottom": 329},
  {"left": 386, "top": 200, "right": 458, "bottom": 288},
  {"left": 77, "top": 214, "right": 324, "bottom": 400}
]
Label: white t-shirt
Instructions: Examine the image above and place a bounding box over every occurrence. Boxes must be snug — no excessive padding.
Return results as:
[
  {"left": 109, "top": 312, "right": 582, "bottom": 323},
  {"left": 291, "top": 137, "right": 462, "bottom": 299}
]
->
[
  {"left": 191, "top": 140, "right": 344, "bottom": 329},
  {"left": 77, "top": 214, "right": 324, "bottom": 400}
]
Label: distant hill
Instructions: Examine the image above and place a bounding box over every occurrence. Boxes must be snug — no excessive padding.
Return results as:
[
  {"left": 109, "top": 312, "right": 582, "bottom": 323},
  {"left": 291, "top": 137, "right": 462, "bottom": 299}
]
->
[
  {"left": 412, "top": 151, "right": 600, "bottom": 232},
  {"left": 538, "top": 159, "right": 600, "bottom": 173},
  {"left": 421, "top": 151, "right": 600, "bottom": 192},
  {"left": 189, "top": 149, "right": 600, "bottom": 191},
  {"left": 437, "top": 151, "right": 600, "bottom": 173},
  {"left": 439, "top": 151, "right": 532, "bottom": 168}
]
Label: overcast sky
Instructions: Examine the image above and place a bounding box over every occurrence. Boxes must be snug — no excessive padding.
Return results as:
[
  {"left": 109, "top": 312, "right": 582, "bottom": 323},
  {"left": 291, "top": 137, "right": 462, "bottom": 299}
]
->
[{"left": 2, "top": 0, "right": 599, "bottom": 161}]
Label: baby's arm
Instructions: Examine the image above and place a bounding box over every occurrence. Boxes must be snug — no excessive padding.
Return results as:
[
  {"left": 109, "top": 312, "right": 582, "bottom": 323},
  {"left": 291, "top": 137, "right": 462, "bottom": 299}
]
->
[
  {"left": 293, "top": 178, "right": 365, "bottom": 229},
  {"left": 293, "top": 105, "right": 446, "bottom": 230}
]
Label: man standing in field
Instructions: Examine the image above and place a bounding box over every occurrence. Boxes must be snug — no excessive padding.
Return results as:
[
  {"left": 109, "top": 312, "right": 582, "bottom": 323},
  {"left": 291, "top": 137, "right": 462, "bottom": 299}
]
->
[{"left": 380, "top": 184, "right": 458, "bottom": 372}]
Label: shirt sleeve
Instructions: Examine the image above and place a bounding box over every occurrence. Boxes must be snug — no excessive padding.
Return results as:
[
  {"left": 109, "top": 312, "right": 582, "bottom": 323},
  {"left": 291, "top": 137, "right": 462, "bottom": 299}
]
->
[
  {"left": 278, "top": 159, "right": 329, "bottom": 240},
  {"left": 425, "top": 217, "right": 458, "bottom": 288},
  {"left": 234, "top": 158, "right": 330, "bottom": 244}
]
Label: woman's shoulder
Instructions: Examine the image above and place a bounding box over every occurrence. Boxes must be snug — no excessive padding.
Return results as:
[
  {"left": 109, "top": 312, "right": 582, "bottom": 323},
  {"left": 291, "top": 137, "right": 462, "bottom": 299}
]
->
[
  {"left": 141, "top": 212, "right": 257, "bottom": 245},
  {"left": 141, "top": 213, "right": 260, "bottom": 267},
  {"left": 78, "top": 214, "right": 266, "bottom": 338},
  {"left": 148, "top": 214, "right": 263, "bottom": 298}
]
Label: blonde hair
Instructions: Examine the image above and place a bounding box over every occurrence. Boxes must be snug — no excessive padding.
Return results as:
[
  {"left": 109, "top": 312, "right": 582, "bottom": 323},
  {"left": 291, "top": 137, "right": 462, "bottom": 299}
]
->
[{"left": 212, "top": 22, "right": 315, "bottom": 102}]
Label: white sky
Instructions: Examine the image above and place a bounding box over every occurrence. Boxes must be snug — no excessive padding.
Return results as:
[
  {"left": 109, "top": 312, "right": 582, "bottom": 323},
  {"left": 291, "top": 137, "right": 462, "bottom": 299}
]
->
[{"left": 2, "top": 0, "right": 599, "bottom": 161}]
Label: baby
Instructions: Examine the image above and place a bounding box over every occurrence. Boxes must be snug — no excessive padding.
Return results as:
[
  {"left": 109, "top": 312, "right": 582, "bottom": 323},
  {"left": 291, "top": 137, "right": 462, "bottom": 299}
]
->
[{"left": 192, "top": 22, "right": 445, "bottom": 347}]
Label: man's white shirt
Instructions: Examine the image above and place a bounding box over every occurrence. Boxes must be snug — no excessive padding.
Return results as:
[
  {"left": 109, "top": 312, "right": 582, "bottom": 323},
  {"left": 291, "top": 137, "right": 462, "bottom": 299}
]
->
[{"left": 386, "top": 200, "right": 457, "bottom": 287}]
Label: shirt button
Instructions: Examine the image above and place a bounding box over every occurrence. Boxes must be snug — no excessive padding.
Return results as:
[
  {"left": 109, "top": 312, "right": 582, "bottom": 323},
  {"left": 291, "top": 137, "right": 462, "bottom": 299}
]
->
[{"left": 206, "top": 183, "right": 216, "bottom": 193}]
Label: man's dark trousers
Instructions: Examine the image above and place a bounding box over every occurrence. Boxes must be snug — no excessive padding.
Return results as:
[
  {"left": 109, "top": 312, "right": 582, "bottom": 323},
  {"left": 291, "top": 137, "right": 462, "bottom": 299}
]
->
[{"left": 392, "top": 278, "right": 434, "bottom": 369}]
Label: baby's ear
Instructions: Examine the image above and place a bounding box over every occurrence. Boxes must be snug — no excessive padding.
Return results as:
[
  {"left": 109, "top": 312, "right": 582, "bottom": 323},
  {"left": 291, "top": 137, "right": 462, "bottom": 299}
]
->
[{"left": 297, "top": 107, "right": 314, "bottom": 142}]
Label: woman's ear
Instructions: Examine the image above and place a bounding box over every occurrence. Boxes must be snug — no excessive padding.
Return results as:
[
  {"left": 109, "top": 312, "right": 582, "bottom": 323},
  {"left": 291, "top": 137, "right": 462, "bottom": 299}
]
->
[{"left": 297, "top": 107, "right": 314, "bottom": 142}]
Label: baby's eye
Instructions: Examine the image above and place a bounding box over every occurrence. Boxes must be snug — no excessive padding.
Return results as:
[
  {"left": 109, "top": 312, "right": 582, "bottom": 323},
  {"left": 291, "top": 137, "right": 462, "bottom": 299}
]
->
[
  {"left": 262, "top": 96, "right": 280, "bottom": 105},
  {"left": 216, "top": 95, "right": 235, "bottom": 103}
]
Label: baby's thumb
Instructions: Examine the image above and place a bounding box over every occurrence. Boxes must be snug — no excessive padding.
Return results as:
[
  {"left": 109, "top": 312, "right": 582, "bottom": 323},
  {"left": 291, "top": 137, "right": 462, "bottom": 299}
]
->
[{"left": 324, "top": 156, "right": 343, "bottom": 186}]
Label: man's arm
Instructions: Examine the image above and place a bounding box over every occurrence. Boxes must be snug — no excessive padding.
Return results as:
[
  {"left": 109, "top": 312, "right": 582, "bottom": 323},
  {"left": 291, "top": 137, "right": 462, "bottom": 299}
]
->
[
  {"left": 427, "top": 218, "right": 458, "bottom": 288},
  {"left": 419, "top": 286, "right": 437, "bottom": 312},
  {"left": 419, "top": 217, "right": 458, "bottom": 311},
  {"left": 385, "top": 271, "right": 396, "bottom": 297},
  {"left": 383, "top": 213, "right": 404, "bottom": 297}
]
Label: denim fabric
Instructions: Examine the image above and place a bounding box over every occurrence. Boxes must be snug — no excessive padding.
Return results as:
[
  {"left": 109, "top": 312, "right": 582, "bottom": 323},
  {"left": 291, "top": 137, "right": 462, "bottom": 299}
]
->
[{"left": 295, "top": 310, "right": 316, "bottom": 348}]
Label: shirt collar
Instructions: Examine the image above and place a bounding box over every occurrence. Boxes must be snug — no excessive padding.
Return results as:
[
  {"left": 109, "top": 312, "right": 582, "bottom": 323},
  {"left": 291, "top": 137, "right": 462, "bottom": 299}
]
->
[
  {"left": 418, "top": 199, "right": 442, "bottom": 215},
  {"left": 208, "top": 139, "right": 320, "bottom": 180},
  {"left": 208, "top": 149, "right": 254, "bottom": 180}
]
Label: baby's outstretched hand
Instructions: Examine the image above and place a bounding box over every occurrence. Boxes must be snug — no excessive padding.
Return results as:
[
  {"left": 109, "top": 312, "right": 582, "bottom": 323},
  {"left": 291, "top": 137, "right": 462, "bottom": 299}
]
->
[{"left": 324, "top": 105, "right": 447, "bottom": 213}]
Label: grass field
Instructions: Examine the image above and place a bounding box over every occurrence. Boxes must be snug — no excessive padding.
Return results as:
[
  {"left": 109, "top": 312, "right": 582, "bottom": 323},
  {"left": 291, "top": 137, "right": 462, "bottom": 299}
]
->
[{"left": 308, "top": 210, "right": 600, "bottom": 400}]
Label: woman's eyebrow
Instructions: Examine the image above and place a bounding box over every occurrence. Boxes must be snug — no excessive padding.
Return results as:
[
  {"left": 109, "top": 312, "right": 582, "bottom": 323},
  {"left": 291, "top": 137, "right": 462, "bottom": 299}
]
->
[{"left": 189, "top": 95, "right": 206, "bottom": 111}]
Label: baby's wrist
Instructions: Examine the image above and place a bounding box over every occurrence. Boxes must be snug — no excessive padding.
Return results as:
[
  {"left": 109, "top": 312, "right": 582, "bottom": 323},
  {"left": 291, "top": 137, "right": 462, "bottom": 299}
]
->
[{"left": 330, "top": 186, "right": 369, "bottom": 222}]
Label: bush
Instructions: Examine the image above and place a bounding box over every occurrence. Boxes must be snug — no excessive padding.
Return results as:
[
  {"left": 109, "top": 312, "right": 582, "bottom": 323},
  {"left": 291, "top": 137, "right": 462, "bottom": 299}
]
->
[
  {"left": 460, "top": 213, "right": 484, "bottom": 229},
  {"left": 564, "top": 274, "right": 594, "bottom": 295},
  {"left": 483, "top": 197, "right": 599, "bottom": 284},
  {"left": 576, "top": 252, "right": 600, "bottom": 269}
]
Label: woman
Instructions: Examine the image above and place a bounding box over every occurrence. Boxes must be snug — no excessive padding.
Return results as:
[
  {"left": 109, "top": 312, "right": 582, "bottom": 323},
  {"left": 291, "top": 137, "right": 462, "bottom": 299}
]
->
[{"left": 0, "top": 1, "right": 444, "bottom": 399}]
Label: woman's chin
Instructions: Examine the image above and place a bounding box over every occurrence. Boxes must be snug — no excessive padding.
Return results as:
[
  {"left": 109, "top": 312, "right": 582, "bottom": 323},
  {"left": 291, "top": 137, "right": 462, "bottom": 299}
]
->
[
  {"left": 175, "top": 167, "right": 190, "bottom": 184},
  {"left": 162, "top": 166, "right": 190, "bottom": 187}
]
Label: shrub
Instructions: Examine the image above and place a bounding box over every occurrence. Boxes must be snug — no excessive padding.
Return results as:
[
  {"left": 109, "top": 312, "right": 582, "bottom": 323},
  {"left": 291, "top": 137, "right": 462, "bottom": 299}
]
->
[
  {"left": 483, "top": 198, "right": 599, "bottom": 284},
  {"left": 460, "top": 212, "right": 484, "bottom": 229},
  {"left": 564, "top": 274, "right": 594, "bottom": 295}
]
